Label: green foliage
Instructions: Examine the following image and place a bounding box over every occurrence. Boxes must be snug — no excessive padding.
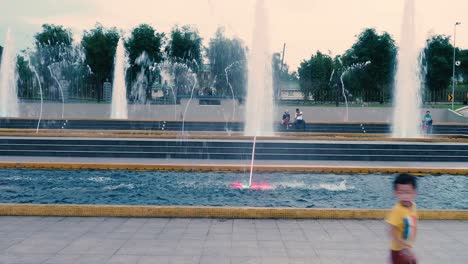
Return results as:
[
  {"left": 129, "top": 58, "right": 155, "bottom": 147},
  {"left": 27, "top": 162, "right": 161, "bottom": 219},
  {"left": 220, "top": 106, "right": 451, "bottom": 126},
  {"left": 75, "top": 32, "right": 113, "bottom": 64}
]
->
[
  {"left": 81, "top": 24, "right": 120, "bottom": 101},
  {"left": 33, "top": 24, "right": 74, "bottom": 66},
  {"left": 125, "top": 24, "right": 165, "bottom": 65},
  {"left": 34, "top": 24, "right": 72, "bottom": 48},
  {"left": 341, "top": 28, "right": 397, "bottom": 102},
  {"left": 298, "top": 51, "right": 333, "bottom": 100},
  {"left": 167, "top": 25, "right": 203, "bottom": 69},
  {"left": 16, "top": 54, "right": 35, "bottom": 98},
  {"left": 458, "top": 49, "right": 468, "bottom": 82},
  {"left": 82, "top": 24, "right": 120, "bottom": 82},
  {"left": 206, "top": 27, "right": 247, "bottom": 97},
  {"left": 28, "top": 24, "right": 78, "bottom": 99},
  {"left": 424, "top": 35, "right": 453, "bottom": 92},
  {"left": 125, "top": 24, "right": 165, "bottom": 101}
]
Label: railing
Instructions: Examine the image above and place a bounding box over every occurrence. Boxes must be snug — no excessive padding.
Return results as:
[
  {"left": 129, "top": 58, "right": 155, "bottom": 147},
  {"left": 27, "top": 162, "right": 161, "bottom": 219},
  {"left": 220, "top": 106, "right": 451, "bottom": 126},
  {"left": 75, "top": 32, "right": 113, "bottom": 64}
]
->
[
  {"left": 17, "top": 76, "right": 99, "bottom": 102},
  {"left": 16, "top": 80, "right": 468, "bottom": 105}
]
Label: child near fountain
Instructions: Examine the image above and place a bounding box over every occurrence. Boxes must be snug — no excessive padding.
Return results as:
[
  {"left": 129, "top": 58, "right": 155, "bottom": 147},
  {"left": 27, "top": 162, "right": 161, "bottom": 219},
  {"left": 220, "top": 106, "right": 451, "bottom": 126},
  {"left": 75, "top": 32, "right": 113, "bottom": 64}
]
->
[
  {"left": 422, "top": 111, "right": 433, "bottom": 135},
  {"left": 386, "top": 174, "right": 418, "bottom": 264}
]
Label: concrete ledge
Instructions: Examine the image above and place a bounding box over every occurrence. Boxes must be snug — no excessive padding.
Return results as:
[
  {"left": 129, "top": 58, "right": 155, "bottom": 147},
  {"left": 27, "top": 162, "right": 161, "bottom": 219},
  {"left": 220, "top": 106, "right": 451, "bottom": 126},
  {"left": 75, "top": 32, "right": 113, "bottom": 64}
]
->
[
  {"left": 3, "top": 117, "right": 468, "bottom": 125},
  {"left": 1, "top": 162, "right": 467, "bottom": 174},
  {"left": 0, "top": 129, "right": 467, "bottom": 142},
  {"left": 0, "top": 204, "right": 466, "bottom": 220}
]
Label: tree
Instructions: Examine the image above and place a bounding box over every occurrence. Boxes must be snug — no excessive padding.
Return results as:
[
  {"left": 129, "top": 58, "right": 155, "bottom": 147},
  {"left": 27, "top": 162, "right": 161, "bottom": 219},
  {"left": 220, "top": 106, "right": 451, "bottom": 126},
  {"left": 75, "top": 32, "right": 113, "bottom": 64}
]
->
[
  {"left": 298, "top": 51, "right": 334, "bottom": 101},
  {"left": 458, "top": 49, "right": 468, "bottom": 83},
  {"left": 81, "top": 23, "right": 120, "bottom": 101},
  {"left": 125, "top": 24, "right": 165, "bottom": 102},
  {"left": 34, "top": 24, "right": 73, "bottom": 64},
  {"left": 272, "top": 51, "right": 297, "bottom": 100},
  {"left": 29, "top": 24, "right": 76, "bottom": 100},
  {"left": 125, "top": 24, "right": 165, "bottom": 66},
  {"left": 424, "top": 35, "right": 453, "bottom": 95},
  {"left": 206, "top": 27, "right": 247, "bottom": 97},
  {"left": 16, "top": 54, "right": 34, "bottom": 98},
  {"left": 35, "top": 24, "right": 72, "bottom": 47},
  {"left": 167, "top": 25, "right": 203, "bottom": 70},
  {"left": 342, "top": 28, "right": 397, "bottom": 102}
]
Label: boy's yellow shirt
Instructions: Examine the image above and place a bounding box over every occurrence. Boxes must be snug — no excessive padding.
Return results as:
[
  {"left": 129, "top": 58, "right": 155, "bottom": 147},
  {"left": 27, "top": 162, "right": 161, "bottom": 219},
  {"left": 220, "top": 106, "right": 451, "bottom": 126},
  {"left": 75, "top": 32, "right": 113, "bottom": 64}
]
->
[{"left": 385, "top": 202, "right": 418, "bottom": 251}]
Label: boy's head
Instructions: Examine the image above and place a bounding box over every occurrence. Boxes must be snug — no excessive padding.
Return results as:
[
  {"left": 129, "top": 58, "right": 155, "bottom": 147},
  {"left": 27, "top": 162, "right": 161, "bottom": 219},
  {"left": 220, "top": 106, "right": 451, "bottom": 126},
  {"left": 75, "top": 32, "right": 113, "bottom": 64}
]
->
[
  {"left": 393, "top": 174, "right": 417, "bottom": 207},
  {"left": 426, "top": 111, "right": 430, "bottom": 115}
]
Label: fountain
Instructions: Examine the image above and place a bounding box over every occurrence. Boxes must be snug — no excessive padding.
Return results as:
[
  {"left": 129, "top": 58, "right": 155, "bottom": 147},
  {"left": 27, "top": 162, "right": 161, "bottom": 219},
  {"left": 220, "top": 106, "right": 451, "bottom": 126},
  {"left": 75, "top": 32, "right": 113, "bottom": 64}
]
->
[
  {"left": 111, "top": 38, "right": 128, "bottom": 119},
  {"left": 233, "top": 0, "right": 275, "bottom": 190},
  {"left": 130, "top": 52, "right": 149, "bottom": 104},
  {"left": 0, "top": 28, "right": 19, "bottom": 117},
  {"left": 392, "top": 0, "right": 423, "bottom": 138},
  {"left": 181, "top": 71, "right": 198, "bottom": 136},
  {"left": 156, "top": 61, "right": 177, "bottom": 120},
  {"left": 224, "top": 61, "right": 240, "bottom": 124},
  {"left": 339, "top": 61, "right": 371, "bottom": 121},
  {"left": 244, "top": 0, "right": 274, "bottom": 136}
]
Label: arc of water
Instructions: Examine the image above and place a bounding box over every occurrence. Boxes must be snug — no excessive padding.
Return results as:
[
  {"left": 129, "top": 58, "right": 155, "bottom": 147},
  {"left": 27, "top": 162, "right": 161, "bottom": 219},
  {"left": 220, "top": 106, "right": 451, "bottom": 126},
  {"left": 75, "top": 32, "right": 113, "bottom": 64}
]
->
[
  {"left": 339, "top": 61, "right": 371, "bottom": 122},
  {"left": 155, "top": 62, "right": 178, "bottom": 121},
  {"left": 181, "top": 74, "right": 198, "bottom": 136},
  {"left": 169, "top": 85, "right": 177, "bottom": 121},
  {"left": 26, "top": 57, "right": 43, "bottom": 133},
  {"left": 248, "top": 135, "right": 257, "bottom": 187},
  {"left": 47, "top": 65, "right": 65, "bottom": 119},
  {"left": 340, "top": 72, "right": 350, "bottom": 122},
  {"left": 224, "top": 61, "right": 240, "bottom": 124},
  {"left": 329, "top": 69, "right": 335, "bottom": 83}
]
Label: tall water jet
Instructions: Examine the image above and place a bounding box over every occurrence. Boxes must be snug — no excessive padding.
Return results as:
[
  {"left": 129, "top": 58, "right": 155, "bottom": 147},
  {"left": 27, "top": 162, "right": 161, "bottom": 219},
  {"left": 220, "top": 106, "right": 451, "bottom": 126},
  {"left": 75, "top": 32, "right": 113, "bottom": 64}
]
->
[
  {"left": 244, "top": 0, "right": 274, "bottom": 135},
  {"left": 392, "top": 0, "right": 423, "bottom": 138},
  {"left": 0, "top": 28, "right": 19, "bottom": 117},
  {"left": 111, "top": 38, "right": 128, "bottom": 119}
]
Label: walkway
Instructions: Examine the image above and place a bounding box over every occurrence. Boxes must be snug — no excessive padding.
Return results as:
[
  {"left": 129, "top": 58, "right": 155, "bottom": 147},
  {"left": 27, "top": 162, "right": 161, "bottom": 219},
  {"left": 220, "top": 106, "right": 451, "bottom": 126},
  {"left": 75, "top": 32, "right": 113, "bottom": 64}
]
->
[{"left": 0, "top": 217, "right": 467, "bottom": 264}]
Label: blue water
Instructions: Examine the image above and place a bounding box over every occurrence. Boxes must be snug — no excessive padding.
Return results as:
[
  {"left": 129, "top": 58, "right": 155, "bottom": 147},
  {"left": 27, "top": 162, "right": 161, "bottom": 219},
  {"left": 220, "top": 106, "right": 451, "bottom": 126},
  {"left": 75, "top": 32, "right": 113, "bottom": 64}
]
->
[{"left": 0, "top": 169, "right": 466, "bottom": 209}]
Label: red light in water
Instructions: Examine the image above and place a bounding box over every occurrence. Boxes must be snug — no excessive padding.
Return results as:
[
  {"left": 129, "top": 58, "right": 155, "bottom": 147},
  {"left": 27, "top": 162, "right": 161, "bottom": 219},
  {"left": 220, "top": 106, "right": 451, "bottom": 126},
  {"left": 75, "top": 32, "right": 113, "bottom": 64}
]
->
[
  {"left": 231, "top": 182, "right": 272, "bottom": 190},
  {"left": 231, "top": 182, "right": 245, "bottom": 189},
  {"left": 249, "top": 183, "right": 273, "bottom": 190}
]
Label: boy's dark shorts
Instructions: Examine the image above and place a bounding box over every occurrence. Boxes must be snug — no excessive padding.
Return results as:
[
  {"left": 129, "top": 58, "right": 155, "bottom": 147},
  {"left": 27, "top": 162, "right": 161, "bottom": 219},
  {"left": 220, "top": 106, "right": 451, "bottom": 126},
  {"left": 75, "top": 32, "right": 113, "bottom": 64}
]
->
[{"left": 391, "top": 250, "right": 417, "bottom": 264}]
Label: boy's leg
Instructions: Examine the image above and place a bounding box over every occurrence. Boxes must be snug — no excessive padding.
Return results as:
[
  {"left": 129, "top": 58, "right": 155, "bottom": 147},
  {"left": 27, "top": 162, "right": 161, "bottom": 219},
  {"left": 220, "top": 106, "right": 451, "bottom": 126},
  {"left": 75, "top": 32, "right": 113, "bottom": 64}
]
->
[{"left": 391, "top": 250, "right": 417, "bottom": 264}]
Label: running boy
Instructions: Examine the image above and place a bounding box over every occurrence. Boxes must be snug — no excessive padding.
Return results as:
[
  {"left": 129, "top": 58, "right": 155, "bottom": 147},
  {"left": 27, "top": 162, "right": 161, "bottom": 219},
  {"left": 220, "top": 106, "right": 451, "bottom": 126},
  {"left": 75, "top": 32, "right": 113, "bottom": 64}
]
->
[{"left": 386, "top": 174, "right": 418, "bottom": 264}]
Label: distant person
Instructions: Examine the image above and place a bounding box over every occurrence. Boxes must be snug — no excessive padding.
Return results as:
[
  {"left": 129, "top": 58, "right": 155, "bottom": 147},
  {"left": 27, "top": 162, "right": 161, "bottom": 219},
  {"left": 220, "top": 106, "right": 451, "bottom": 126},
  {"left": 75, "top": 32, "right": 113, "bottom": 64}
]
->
[
  {"left": 294, "top": 108, "right": 305, "bottom": 130},
  {"left": 281, "top": 110, "right": 291, "bottom": 130},
  {"left": 422, "top": 111, "right": 433, "bottom": 135},
  {"left": 386, "top": 174, "right": 418, "bottom": 264}
]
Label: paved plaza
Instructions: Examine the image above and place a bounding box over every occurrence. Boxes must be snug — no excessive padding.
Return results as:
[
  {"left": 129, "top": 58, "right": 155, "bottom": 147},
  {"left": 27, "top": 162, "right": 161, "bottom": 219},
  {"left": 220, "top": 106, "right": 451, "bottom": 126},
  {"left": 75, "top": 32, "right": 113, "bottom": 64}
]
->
[{"left": 0, "top": 217, "right": 467, "bottom": 264}]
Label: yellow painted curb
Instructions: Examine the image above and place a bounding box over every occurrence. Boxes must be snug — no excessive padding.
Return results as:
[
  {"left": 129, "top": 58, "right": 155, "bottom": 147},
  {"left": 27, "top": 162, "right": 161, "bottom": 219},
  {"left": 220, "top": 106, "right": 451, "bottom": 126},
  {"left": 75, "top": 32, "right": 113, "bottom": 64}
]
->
[
  {"left": 1, "top": 162, "right": 467, "bottom": 174},
  {"left": 0, "top": 204, "right": 466, "bottom": 220}
]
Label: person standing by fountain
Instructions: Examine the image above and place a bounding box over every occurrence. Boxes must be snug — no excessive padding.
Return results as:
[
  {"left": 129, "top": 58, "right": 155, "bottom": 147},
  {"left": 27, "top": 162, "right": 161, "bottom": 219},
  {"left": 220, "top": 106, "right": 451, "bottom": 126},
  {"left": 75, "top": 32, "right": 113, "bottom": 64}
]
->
[
  {"left": 294, "top": 108, "right": 305, "bottom": 130},
  {"left": 386, "top": 174, "right": 418, "bottom": 264},
  {"left": 281, "top": 110, "right": 290, "bottom": 130},
  {"left": 422, "top": 111, "right": 433, "bottom": 135}
]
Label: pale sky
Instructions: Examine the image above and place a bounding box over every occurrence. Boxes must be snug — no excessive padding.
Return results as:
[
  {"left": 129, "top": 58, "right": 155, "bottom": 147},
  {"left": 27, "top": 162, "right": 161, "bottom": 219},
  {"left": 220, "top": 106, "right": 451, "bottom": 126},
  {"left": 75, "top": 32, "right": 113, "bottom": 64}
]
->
[{"left": 0, "top": 0, "right": 467, "bottom": 70}]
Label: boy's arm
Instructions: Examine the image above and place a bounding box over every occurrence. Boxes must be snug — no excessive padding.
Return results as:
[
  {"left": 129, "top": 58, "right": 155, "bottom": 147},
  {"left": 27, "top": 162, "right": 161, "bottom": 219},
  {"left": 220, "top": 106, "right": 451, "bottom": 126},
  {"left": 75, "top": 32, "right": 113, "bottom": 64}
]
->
[{"left": 388, "top": 224, "right": 412, "bottom": 249}]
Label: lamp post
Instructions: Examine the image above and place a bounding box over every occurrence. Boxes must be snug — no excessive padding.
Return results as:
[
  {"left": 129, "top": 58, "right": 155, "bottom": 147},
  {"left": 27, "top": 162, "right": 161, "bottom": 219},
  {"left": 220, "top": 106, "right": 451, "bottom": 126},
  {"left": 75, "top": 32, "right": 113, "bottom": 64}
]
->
[{"left": 452, "top": 22, "right": 461, "bottom": 110}]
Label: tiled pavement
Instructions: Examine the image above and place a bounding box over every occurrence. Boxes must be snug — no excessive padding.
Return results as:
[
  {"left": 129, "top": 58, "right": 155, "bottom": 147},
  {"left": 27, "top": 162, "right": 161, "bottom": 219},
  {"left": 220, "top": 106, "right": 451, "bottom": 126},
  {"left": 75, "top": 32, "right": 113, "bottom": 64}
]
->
[{"left": 0, "top": 217, "right": 467, "bottom": 264}]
